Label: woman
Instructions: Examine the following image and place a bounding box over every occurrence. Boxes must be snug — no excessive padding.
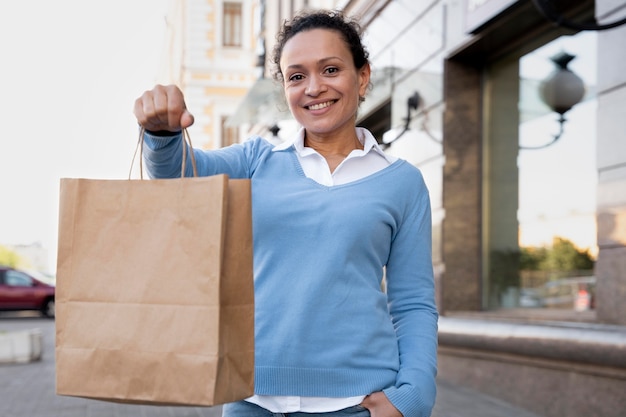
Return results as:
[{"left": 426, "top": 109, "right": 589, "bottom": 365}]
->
[{"left": 134, "top": 10, "right": 438, "bottom": 417}]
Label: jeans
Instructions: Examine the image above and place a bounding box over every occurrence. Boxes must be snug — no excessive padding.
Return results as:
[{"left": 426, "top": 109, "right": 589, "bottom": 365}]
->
[{"left": 222, "top": 401, "right": 371, "bottom": 417}]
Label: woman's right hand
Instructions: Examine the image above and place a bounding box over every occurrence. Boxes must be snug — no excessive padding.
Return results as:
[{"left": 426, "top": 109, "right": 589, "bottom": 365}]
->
[{"left": 134, "top": 84, "right": 195, "bottom": 132}]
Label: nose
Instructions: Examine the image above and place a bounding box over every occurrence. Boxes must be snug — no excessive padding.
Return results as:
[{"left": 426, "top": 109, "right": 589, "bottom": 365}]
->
[{"left": 305, "top": 74, "right": 326, "bottom": 96}]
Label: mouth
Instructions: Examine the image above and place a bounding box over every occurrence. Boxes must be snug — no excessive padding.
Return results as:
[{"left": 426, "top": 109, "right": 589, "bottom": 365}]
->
[{"left": 306, "top": 100, "right": 336, "bottom": 110}]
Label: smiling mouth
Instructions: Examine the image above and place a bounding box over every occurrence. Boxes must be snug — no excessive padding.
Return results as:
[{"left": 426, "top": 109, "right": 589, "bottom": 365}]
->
[{"left": 307, "top": 100, "right": 336, "bottom": 110}]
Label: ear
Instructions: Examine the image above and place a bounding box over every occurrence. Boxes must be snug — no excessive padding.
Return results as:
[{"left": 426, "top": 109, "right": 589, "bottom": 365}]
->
[{"left": 358, "top": 63, "right": 371, "bottom": 98}]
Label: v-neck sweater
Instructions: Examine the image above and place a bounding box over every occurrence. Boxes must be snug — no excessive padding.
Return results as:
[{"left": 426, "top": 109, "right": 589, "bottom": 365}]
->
[{"left": 143, "top": 132, "right": 439, "bottom": 417}]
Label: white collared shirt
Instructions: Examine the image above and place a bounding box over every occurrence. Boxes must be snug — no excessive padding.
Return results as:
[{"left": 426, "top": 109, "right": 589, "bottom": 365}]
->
[
  {"left": 272, "top": 127, "right": 396, "bottom": 186},
  {"left": 246, "top": 127, "right": 396, "bottom": 413}
]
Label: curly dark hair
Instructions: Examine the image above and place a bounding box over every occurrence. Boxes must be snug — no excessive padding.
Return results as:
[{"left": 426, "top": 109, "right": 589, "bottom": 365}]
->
[{"left": 271, "top": 10, "right": 370, "bottom": 83}]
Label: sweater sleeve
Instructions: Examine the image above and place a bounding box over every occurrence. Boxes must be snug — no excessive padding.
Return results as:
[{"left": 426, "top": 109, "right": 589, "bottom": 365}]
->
[
  {"left": 141, "top": 130, "right": 266, "bottom": 179},
  {"left": 382, "top": 171, "right": 438, "bottom": 417}
]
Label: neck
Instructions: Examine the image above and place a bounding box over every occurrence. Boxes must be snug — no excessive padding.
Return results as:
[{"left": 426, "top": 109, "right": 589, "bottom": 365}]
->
[{"left": 304, "top": 129, "right": 363, "bottom": 158}]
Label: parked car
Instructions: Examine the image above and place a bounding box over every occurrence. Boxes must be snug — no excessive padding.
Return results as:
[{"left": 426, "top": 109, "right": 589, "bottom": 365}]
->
[{"left": 0, "top": 266, "right": 55, "bottom": 318}]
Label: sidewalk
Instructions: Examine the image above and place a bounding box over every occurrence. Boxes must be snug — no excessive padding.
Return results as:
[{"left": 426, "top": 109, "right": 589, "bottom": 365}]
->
[
  {"left": 0, "top": 314, "right": 543, "bottom": 417},
  {"left": 432, "top": 379, "right": 542, "bottom": 417}
]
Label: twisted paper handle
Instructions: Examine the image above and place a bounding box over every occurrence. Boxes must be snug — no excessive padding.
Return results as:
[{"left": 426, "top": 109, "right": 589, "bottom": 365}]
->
[{"left": 131, "top": 128, "right": 198, "bottom": 179}]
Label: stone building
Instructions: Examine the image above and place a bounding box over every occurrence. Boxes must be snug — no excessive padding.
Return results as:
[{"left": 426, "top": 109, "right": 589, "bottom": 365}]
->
[
  {"left": 166, "top": 0, "right": 626, "bottom": 416},
  {"left": 159, "top": 0, "right": 260, "bottom": 149}
]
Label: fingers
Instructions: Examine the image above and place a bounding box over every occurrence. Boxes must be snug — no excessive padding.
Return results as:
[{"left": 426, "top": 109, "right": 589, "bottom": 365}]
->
[
  {"left": 180, "top": 109, "right": 195, "bottom": 129},
  {"left": 360, "top": 392, "right": 402, "bottom": 417},
  {"left": 134, "top": 84, "right": 194, "bottom": 132}
]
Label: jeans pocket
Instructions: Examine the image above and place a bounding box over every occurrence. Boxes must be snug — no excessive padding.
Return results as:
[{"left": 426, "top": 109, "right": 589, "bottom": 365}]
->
[{"left": 338, "top": 405, "right": 371, "bottom": 417}]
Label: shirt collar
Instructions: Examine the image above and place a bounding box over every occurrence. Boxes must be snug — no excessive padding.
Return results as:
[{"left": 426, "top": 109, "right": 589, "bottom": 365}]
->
[{"left": 272, "top": 127, "right": 394, "bottom": 163}]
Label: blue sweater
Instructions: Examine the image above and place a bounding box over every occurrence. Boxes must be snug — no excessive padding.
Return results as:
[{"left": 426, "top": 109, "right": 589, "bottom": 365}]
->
[{"left": 143, "top": 133, "right": 439, "bottom": 417}]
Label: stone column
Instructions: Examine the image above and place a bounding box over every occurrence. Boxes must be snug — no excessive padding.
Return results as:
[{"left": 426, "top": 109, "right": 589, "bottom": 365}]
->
[
  {"left": 441, "top": 59, "right": 483, "bottom": 312},
  {"left": 595, "top": 0, "right": 626, "bottom": 324}
]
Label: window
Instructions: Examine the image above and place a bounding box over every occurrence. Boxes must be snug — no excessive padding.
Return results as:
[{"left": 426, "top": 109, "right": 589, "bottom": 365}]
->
[
  {"left": 221, "top": 116, "right": 238, "bottom": 147},
  {"left": 483, "top": 31, "right": 598, "bottom": 315},
  {"left": 223, "top": 2, "right": 242, "bottom": 48},
  {"left": 516, "top": 31, "right": 597, "bottom": 313},
  {"left": 6, "top": 271, "right": 32, "bottom": 287}
]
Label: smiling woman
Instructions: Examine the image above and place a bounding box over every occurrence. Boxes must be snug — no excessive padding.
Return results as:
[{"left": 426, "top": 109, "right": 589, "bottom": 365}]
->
[{"left": 133, "top": 9, "right": 438, "bottom": 417}]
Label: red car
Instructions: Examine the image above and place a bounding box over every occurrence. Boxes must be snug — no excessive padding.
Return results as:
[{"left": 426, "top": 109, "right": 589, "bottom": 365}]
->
[{"left": 0, "top": 266, "right": 55, "bottom": 318}]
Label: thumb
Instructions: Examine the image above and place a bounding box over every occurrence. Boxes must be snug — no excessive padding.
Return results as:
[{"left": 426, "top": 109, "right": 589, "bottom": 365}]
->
[{"left": 181, "top": 110, "right": 195, "bottom": 129}]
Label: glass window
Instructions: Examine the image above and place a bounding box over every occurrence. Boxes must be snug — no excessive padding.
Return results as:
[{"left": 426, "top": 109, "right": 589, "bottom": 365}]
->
[
  {"left": 517, "top": 31, "right": 597, "bottom": 314},
  {"left": 484, "top": 30, "right": 598, "bottom": 317},
  {"left": 223, "top": 2, "right": 242, "bottom": 48},
  {"left": 6, "top": 270, "right": 33, "bottom": 287}
]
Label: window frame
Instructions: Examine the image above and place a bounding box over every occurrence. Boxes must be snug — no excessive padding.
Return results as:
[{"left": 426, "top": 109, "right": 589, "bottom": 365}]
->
[{"left": 222, "top": 1, "right": 243, "bottom": 48}]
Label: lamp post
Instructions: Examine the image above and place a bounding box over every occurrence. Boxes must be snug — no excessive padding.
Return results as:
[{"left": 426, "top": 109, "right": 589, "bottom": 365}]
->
[{"left": 523, "top": 51, "right": 586, "bottom": 149}]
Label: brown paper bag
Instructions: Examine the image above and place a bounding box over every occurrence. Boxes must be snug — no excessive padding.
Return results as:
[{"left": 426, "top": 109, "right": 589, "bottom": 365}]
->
[{"left": 55, "top": 132, "right": 254, "bottom": 406}]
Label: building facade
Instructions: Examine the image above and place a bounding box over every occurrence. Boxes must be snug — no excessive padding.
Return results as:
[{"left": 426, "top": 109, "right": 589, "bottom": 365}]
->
[
  {"left": 160, "top": 0, "right": 260, "bottom": 149},
  {"left": 166, "top": 0, "right": 626, "bottom": 415}
]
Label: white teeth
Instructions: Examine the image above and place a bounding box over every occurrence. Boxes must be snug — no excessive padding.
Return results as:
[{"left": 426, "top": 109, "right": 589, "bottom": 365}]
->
[{"left": 308, "top": 101, "right": 333, "bottom": 110}]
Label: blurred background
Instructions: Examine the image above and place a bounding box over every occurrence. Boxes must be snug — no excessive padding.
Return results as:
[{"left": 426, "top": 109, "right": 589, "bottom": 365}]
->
[
  {"left": 0, "top": 0, "right": 171, "bottom": 270},
  {"left": 1, "top": 1, "right": 625, "bottom": 416}
]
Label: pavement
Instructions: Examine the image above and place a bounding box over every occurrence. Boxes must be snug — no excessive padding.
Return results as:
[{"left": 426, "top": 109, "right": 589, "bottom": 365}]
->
[{"left": 0, "top": 312, "right": 543, "bottom": 417}]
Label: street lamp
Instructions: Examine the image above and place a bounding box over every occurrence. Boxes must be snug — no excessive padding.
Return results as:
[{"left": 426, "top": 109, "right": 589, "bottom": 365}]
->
[
  {"left": 381, "top": 91, "right": 421, "bottom": 147},
  {"left": 523, "top": 51, "right": 586, "bottom": 150}
]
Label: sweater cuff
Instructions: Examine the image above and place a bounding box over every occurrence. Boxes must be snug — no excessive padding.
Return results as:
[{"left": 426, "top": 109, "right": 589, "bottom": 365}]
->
[
  {"left": 145, "top": 129, "right": 181, "bottom": 137},
  {"left": 383, "top": 383, "right": 436, "bottom": 417},
  {"left": 142, "top": 129, "right": 182, "bottom": 150}
]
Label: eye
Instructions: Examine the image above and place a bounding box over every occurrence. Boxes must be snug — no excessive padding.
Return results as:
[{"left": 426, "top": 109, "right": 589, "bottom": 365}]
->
[
  {"left": 324, "top": 67, "right": 339, "bottom": 75},
  {"left": 288, "top": 73, "right": 304, "bottom": 82}
]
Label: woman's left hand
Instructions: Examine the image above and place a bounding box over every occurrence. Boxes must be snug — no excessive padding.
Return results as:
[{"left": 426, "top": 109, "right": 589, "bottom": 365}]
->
[{"left": 360, "top": 392, "right": 403, "bottom": 417}]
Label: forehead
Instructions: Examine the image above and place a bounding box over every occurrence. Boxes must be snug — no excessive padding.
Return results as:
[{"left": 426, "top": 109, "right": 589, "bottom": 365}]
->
[{"left": 280, "top": 28, "right": 351, "bottom": 66}]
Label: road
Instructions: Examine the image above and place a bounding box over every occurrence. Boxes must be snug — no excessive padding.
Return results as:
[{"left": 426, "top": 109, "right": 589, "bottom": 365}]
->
[
  {"left": 1, "top": 312, "right": 223, "bottom": 417},
  {"left": 1, "top": 312, "right": 543, "bottom": 417}
]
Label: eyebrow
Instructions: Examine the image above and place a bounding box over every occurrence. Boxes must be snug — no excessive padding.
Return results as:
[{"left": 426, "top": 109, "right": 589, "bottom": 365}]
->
[{"left": 284, "top": 56, "right": 345, "bottom": 71}]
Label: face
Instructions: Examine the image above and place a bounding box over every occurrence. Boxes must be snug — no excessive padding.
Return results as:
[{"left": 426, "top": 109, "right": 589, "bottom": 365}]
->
[{"left": 279, "top": 28, "right": 370, "bottom": 140}]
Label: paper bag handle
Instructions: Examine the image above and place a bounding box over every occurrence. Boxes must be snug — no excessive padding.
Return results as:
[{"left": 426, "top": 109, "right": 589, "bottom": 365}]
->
[{"left": 130, "top": 128, "right": 199, "bottom": 179}]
